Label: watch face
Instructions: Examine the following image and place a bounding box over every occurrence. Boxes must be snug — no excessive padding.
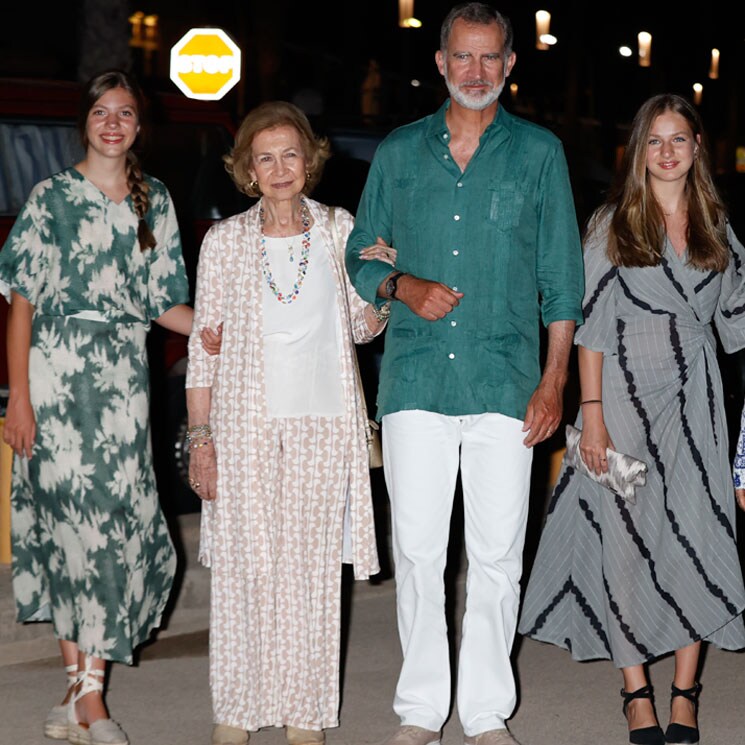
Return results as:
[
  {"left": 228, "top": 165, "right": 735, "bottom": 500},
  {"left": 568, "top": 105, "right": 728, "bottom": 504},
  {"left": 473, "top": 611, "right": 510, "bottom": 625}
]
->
[{"left": 386, "top": 277, "right": 396, "bottom": 298}]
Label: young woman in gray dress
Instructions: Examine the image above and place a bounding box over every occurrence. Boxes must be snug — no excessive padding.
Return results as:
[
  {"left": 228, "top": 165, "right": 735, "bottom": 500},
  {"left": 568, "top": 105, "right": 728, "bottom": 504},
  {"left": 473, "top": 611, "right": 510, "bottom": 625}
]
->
[
  {"left": 0, "top": 70, "right": 218, "bottom": 745},
  {"left": 519, "top": 94, "right": 745, "bottom": 745}
]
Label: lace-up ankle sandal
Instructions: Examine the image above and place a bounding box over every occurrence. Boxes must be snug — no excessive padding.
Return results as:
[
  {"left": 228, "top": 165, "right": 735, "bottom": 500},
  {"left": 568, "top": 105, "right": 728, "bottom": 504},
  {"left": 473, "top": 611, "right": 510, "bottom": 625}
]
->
[
  {"left": 44, "top": 663, "right": 77, "bottom": 739},
  {"left": 621, "top": 685, "right": 666, "bottom": 745},
  {"left": 665, "top": 683, "right": 701, "bottom": 744},
  {"left": 67, "top": 659, "right": 128, "bottom": 745}
]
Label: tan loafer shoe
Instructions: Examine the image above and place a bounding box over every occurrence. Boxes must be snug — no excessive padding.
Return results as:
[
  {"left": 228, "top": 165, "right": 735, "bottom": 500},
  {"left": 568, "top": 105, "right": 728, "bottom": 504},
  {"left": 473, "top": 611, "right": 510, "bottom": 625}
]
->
[
  {"left": 285, "top": 726, "right": 325, "bottom": 745},
  {"left": 212, "top": 723, "right": 249, "bottom": 745}
]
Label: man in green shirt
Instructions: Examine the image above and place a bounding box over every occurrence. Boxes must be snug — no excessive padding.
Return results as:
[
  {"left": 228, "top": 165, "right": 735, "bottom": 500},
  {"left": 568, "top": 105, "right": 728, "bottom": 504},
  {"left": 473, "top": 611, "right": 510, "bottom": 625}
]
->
[{"left": 345, "top": 4, "right": 584, "bottom": 745}]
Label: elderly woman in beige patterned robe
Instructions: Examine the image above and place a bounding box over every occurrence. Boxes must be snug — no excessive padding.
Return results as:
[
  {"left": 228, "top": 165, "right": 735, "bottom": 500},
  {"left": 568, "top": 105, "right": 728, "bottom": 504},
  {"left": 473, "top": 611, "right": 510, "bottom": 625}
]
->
[{"left": 185, "top": 101, "right": 394, "bottom": 745}]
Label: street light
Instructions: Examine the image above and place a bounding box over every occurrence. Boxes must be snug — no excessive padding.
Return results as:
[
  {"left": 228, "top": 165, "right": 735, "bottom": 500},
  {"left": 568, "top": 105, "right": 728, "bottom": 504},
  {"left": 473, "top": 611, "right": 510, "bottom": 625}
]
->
[
  {"left": 399, "top": 0, "right": 421, "bottom": 28},
  {"left": 129, "top": 11, "right": 160, "bottom": 76},
  {"left": 535, "top": 11, "right": 551, "bottom": 50},
  {"left": 638, "top": 31, "right": 652, "bottom": 67}
]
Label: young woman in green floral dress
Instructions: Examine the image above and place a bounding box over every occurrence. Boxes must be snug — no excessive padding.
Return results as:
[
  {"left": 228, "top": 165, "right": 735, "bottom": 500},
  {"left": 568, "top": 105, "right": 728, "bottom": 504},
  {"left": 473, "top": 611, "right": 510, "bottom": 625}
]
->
[{"left": 0, "top": 69, "right": 202, "bottom": 745}]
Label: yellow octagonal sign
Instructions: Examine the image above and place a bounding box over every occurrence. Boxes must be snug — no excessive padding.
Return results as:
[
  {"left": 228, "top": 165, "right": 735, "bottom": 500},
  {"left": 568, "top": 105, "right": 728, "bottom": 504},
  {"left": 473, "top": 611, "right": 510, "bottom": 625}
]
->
[{"left": 170, "top": 28, "right": 241, "bottom": 101}]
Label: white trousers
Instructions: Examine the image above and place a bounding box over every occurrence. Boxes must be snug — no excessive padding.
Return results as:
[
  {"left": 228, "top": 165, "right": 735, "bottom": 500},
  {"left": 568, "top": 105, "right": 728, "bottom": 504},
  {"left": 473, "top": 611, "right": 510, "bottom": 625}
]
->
[{"left": 382, "top": 410, "right": 534, "bottom": 735}]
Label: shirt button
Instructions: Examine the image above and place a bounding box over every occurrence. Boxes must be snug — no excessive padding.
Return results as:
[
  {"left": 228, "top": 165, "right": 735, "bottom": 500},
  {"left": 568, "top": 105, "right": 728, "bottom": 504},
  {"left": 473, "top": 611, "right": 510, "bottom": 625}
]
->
[
  {"left": 448, "top": 353, "right": 455, "bottom": 359},
  {"left": 457, "top": 182, "right": 463, "bottom": 188},
  {"left": 444, "top": 154, "right": 449, "bottom": 160},
  {"left": 451, "top": 320, "right": 457, "bottom": 327},
  {"left": 452, "top": 250, "right": 459, "bottom": 256},
  {"left": 452, "top": 286, "right": 458, "bottom": 292},
  {"left": 443, "top": 133, "right": 449, "bottom": 139},
  {"left": 453, "top": 215, "right": 460, "bottom": 221}
]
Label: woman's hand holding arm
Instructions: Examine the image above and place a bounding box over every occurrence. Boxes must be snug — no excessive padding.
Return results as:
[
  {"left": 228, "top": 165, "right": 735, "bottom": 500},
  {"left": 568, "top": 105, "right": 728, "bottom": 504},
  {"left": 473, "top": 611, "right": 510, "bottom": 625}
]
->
[
  {"left": 155, "top": 307, "right": 223, "bottom": 356},
  {"left": 200, "top": 323, "right": 223, "bottom": 356},
  {"left": 4, "top": 292, "right": 35, "bottom": 458},
  {"left": 578, "top": 345, "right": 614, "bottom": 475},
  {"left": 359, "top": 237, "right": 397, "bottom": 266}
]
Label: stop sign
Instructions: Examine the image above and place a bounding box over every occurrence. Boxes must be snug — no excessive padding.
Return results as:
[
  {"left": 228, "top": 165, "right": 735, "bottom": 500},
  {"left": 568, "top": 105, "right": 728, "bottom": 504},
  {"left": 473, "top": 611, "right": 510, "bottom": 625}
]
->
[{"left": 170, "top": 28, "right": 241, "bottom": 101}]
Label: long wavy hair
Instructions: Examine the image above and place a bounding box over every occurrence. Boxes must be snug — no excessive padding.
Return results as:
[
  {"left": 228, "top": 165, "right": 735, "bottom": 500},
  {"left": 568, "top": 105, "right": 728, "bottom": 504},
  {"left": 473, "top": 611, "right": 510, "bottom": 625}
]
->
[
  {"left": 590, "top": 93, "right": 728, "bottom": 272},
  {"left": 78, "top": 69, "right": 156, "bottom": 251}
]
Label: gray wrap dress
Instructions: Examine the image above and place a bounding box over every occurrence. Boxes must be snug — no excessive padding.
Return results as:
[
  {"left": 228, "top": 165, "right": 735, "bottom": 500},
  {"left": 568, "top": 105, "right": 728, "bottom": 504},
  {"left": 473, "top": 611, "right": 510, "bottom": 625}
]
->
[
  {"left": 519, "top": 216, "right": 745, "bottom": 668},
  {"left": 0, "top": 168, "right": 188, "bottom": 664}
]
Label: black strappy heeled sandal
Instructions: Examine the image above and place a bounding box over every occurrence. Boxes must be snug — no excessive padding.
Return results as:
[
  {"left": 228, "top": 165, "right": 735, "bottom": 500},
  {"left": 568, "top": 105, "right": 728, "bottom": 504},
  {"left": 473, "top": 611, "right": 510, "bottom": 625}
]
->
[
  {"left": 665, "top": 682, "right": 702, "bottom": 744},
  {"left": 621, "top": 685, "right": 666, "bottom": 745}
]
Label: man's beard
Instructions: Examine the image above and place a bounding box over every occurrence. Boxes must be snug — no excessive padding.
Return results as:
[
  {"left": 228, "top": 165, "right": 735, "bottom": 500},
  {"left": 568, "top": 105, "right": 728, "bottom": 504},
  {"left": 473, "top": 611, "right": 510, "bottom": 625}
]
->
[{"left": 443, "top": 63, "right": 504, "bottom": 111}]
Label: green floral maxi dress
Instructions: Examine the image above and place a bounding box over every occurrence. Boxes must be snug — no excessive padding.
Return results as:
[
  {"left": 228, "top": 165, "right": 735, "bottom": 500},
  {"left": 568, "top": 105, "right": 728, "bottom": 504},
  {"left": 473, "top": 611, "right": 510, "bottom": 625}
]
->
[{"left": 0, "top": 168, "right": 189, "bottom": 664}]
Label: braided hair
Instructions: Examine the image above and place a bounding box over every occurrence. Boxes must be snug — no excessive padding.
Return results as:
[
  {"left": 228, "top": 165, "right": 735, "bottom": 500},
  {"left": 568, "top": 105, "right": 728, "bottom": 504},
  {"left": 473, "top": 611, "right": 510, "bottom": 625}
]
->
[{"left": 78, "top": 69, "right": 156, "bottom": 251}]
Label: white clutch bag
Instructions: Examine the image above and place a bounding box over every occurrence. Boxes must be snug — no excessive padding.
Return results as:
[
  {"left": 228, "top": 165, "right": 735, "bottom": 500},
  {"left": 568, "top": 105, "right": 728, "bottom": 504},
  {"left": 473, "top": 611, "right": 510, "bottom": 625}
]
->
[{"left": 564, "top": 425, "right": 648, "bottom": 504}]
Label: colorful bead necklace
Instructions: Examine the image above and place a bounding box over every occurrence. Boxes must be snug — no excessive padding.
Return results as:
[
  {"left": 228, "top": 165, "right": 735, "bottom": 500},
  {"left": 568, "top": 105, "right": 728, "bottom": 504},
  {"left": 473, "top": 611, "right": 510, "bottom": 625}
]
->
[{"left": 259, "top": 198, "right": 311, "bottom": 304}]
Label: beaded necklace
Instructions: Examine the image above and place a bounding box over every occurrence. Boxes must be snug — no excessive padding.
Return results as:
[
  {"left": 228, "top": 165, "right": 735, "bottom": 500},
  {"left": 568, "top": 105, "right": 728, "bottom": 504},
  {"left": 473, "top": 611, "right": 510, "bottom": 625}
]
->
[{"left": 259, "top": 198, "right": 311, "bottom": 304}]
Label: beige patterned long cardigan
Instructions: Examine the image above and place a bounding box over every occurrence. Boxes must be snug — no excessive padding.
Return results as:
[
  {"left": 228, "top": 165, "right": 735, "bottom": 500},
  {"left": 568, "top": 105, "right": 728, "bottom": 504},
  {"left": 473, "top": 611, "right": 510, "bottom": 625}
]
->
[{"left": 185, "top": 198, "right": 381, "bottom": 728}]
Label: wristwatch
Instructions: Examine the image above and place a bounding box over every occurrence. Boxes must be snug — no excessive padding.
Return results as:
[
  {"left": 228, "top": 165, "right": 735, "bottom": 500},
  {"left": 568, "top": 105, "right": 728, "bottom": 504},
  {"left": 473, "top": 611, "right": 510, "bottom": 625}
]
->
[{"left": 385, "top": 272, "right": 405, "bottom": 299}]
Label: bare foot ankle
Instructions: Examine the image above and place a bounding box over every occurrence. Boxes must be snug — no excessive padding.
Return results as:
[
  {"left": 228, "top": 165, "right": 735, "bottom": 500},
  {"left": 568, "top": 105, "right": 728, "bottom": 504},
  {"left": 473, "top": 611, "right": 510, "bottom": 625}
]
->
[
  {"left": 625, "top": 697, "right": 660, "bottom": 731},
  {"left": 670, "top": 695, "right": 696, "bottom": 728}
]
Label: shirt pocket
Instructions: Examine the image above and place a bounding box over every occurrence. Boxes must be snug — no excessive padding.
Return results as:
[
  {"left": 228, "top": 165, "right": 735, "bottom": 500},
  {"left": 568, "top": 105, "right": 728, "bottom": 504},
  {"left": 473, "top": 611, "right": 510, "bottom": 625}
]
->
[{"left": 486, "top": 179, "right": 525, "bottom": 231}]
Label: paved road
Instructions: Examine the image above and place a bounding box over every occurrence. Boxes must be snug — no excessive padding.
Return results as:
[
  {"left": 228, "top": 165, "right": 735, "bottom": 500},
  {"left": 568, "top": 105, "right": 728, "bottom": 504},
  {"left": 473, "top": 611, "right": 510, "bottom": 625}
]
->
[{"left": 2, "top": 502, "right": 744, "bottom": 745}]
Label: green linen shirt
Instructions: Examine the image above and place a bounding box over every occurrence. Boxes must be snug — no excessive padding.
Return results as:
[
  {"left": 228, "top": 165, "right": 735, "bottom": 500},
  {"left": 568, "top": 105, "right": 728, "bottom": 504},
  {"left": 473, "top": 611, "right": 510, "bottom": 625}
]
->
[{"left": 346, "top": 101, "right": 585, "bottom": 422}]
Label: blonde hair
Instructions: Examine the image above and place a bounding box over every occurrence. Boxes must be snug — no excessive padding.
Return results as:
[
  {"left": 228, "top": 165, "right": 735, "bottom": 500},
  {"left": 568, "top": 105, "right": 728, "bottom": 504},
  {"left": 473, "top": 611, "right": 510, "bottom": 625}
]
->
[
  {"left": 224, "top": 101, "right": 330, "bottom": 198},
  {"left": 79, "top": 69, "right": 156, "bottom": 251},
  {"left": 593, "top": 93, "right": 728, "bottom": 272}
]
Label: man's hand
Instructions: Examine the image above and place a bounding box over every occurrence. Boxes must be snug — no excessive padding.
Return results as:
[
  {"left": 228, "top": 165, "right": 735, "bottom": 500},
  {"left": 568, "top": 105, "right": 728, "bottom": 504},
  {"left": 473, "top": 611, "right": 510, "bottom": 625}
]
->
[
  {"left": 737, "top": 488, "right": 745, "bottom": 512},
  {"left": 395, "top": 275, "right": 464, "bottom": 321},
  {"left": 522, "top": 376, "right": 563, "bottom": 448},
  {"left": 522, "top": 320, "right": 574, "bottom": 447}
]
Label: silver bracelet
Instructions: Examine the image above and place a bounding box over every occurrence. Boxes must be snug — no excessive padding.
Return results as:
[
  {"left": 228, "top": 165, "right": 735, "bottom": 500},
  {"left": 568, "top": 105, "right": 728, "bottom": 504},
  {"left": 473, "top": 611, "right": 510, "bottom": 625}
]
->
[
  {"left": 186, "top": 424, "right": 212, "bottom": 444},
  {"left": 371, "top": 302, "right": 391, "bottom": 322}
]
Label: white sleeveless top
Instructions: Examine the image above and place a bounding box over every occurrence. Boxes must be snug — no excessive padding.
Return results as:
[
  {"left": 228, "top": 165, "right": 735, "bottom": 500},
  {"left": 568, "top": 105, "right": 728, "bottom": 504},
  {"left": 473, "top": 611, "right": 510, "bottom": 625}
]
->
[{"left": 262, "top": 225, "right": 344, "bottom": 417}]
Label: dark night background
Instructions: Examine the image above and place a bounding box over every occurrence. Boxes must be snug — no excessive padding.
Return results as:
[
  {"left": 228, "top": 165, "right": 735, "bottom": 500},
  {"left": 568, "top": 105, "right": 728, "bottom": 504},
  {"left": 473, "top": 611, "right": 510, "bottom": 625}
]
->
[
  {"left": 1, "top": 1, "right": 744, "bottom": 545},
  {"left": 2, "top": 1, "right": 743, "bottom": 171}
]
